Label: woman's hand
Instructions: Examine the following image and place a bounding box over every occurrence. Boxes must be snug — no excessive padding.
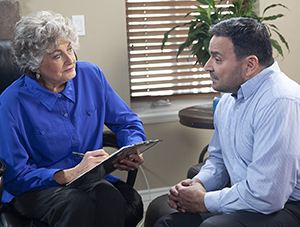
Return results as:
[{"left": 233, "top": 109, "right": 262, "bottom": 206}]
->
[
  {"left": 114, "top": 149, "right": 144, "bottom": 171},
  {"left": 54, "top": 149, "right": 109, "bottom": 185}
]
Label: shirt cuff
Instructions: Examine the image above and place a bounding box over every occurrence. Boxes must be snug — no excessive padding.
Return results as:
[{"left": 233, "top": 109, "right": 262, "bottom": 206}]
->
[
  {"left": 194, "top": 172, "right": 216, "bottom": 192},
  {"left": 49, "top": 169, "right": 63, "bottom": 186},
  {"left": 204, "top": 190, "right": 222, "bottom": 214}
]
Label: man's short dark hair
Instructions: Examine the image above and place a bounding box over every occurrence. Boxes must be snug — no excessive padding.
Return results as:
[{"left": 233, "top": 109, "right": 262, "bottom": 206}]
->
[{"left": 209, "top": 17, "right": 274, "bottom": 67}]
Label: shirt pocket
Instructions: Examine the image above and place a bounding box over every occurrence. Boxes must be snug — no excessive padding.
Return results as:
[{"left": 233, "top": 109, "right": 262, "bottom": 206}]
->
[
  {"left": 29, "top": 123, "right": 72, "bottom": 165},
  {"left": 74, "top": 105, "right": 102, "bottom": 132}
]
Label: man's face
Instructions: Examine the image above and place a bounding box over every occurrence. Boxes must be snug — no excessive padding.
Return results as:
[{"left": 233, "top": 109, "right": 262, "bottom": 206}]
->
[{"left": 204, "top": 36, "right": 246, "bottom": 94}]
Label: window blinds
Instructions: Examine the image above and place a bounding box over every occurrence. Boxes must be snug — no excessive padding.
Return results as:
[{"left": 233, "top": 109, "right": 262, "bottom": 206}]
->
[{"left": 126, "top": 0, "right": 234, "bottom": 101}]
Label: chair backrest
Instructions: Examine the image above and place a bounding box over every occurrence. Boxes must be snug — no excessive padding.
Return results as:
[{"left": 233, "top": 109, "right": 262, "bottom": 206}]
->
[
  {"left": 0, "top": 39, "right": 22, "bottom": 94},
  {"left": 0, "top": 40, "right": 19, "bottom": 202}
]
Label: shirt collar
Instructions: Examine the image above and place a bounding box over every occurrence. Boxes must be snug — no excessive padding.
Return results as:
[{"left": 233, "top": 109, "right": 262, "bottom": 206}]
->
[
  {"left": 25, "top": 76, "right": 75, "bottom": 111},
  {"left": 237, "top": 61, "right": 280, "bottom": 100}
]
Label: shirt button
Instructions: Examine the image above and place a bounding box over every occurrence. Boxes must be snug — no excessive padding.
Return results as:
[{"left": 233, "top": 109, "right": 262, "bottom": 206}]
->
[
  {"left": 72, "top": 136, "right": 77, "bottom": 141},
  {"left": 63, "top": 113, "right": 68, "bottom": 118},
  {"left": 86, "top": 110, "right": 92, "bottom": 116},
  {"left": 58, "top": 93, "right": 62, "bottom": 98},
  {"left": 237, "top": 178, "right": 240, "bottom": 181}
]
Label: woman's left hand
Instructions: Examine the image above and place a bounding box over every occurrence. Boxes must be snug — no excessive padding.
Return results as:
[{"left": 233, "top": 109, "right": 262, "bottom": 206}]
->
[{"left": 114, "top": 151, "right": 144, "bottom": 171}]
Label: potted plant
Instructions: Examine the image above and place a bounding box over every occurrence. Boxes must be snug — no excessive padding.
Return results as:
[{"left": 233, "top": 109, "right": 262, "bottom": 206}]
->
[{"left": 161, "top": 0, "right": 289, "bottom": 66}]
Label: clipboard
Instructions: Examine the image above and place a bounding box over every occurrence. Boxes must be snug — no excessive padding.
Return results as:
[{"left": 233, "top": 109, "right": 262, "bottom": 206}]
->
[{"left": 66, "top": 139, "right": 162, "bottom": 187}]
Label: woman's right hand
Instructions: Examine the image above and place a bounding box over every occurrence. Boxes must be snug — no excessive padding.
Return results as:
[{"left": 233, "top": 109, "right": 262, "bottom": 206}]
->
[{"left": 54, "top": 149, "right": 109, "bottom": 185}]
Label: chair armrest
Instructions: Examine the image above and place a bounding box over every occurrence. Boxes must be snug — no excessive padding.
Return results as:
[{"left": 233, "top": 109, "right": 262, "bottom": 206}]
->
[
  {"left": 186, "top": 144, "right": 209, "bottom": 179},
  {"left": 0, "top": 159, "right": 5, "bottom": 177},
  {"left": 0, "top": 158, "right": 6, "bottom": 204},
  {"left": 103, "top": 131, "right": 119, "bottom": 148},
  {"left": 102, "top": 131, "right": 138, "bottom": 187},
  {"left": 187, "top": 162, "right": 205, "bottom": 179}
]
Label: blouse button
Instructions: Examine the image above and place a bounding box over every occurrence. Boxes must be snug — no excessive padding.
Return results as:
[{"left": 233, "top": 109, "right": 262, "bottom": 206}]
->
[{"left": 63, "top": 113, "right": 68, "bottom": 118}]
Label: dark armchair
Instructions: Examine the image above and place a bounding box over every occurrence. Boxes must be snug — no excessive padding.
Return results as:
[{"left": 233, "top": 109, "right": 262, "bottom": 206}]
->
[
  {"left": 0, "top": 39, "right": 22, "bottom": 94},
  {"left": 144, "top": 145, "right": 209, "bottom": 227},
  {"left": 0, "top": 131, "right": 143, "bottom": 227}
]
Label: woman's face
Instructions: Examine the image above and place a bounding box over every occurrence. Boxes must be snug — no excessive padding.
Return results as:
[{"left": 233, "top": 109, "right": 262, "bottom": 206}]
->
[{"left": 36, "top": 41, "right": 76, "bottom": 93}]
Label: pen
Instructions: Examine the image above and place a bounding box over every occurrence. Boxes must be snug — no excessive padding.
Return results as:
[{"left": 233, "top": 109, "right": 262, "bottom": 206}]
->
[{"left": 72, "top": 152, "right": 85, "bottom": 157}]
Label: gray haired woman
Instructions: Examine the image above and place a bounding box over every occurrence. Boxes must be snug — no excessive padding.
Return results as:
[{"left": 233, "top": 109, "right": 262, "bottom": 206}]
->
[
  {"left": 0, "top": 11, "right": 146, "bottom": 227},
  {"left": 12, "top": 11, "right": 79, "bottom": 81}
]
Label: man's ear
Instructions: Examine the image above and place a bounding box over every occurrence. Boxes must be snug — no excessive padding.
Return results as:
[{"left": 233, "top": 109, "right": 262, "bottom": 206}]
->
[{"left": 244, "top": 55, "right": 259, "bottom": 79}]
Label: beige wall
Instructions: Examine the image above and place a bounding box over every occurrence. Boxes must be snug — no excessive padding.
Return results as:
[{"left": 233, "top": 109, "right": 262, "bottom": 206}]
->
[
  {"left": 18, "top": 0, "right": 300, "bottom": 191},
  {"left": 259, "top": 0, "right": 299, "bottom": 84},
  {"left": 19, "top": 0, "right": 131, "bottom": 104}
]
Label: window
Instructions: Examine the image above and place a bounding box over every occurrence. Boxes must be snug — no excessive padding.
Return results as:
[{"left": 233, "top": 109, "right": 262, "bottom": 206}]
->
[{"left": 126, "top": 0, "right": 233, "bottom": 102}]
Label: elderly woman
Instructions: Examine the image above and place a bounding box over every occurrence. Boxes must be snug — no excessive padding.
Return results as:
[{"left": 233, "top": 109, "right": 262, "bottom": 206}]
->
[{"left": 0, "top": 11, "right": 146, "bottom": 227}]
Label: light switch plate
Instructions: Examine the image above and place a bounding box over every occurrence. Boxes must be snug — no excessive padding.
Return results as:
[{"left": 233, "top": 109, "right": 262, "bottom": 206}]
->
[{"left": 72, "top": 15, "right": 85, "bottom": 36}]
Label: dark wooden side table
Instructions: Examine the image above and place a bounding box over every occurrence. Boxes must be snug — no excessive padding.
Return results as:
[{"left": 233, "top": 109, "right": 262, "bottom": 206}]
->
[{"left": 178, "top": 103, "right": 214, "bottom": 129}]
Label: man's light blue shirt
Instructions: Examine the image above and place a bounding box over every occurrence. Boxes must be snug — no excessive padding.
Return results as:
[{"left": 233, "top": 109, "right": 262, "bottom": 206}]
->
[
  {"left": 195, "top": 62, "right": 300, "bottom": 214},
  {"left": 0, "top": 61, "right": 146, "bottom": 203}
]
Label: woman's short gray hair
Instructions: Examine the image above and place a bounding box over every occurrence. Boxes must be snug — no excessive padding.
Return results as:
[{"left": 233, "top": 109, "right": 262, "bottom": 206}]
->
[{"left": 11, "top": 11, "right": 79, "bottom": 78}]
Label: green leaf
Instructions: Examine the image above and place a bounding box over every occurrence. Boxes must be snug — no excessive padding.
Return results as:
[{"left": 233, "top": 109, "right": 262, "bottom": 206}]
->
[
  {"left": 271, "top": 29, "right": 290, "bottom": 52},
  {"left": 207, "top": 6, "right": 212, "bottom": 21},
  {"left": 210, "top": 0, "right": 217, "bottom": 12},
  {"left": 227, "top": 6, "right": 237, "bottom": 14},
  {"left": 177, "top": 42, "right": 190, "bottom": 58},
  {"left": 197, "top": 6, "right": 207, "bottom": 15},
  {"left": 216, "top": 0, "right": 225, "bottom": 6},
  {"left": 261, "top": 14, "right": 285, "bottom": 22},
  {"left": 263, "top": 4, "right": 289, "bottom": 15},
  {"left": 267, "top": 23, "right": 279, "bottom": 31},
  {"left": 161, "top": 26, "right": 180, "bottom": 50},
  {"left": 162, "top": 0, "right": 290, "bottom": 65},
  {"left": 271, "top": 38, "right": 283, "bottom": 57},
  {"left": 185, "top": 11, "right": 197, "bottom": 18},
  {"left": 197, "top": 0, "right": 210, "bottom": 5},
  {"left": 243, "top": 0, "right": 256, "bottom": 17}
]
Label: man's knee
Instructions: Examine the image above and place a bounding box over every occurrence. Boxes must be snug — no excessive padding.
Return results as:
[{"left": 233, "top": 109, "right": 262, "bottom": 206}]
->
[
  {"left": 154, "top": 212, "right": 204, "bottom": 227},
  {"left": 200, "top": 213, "right": 254, "bottom": 227},
  {"left": 200, "top": 215, "right": 224, "bottom": 227}
]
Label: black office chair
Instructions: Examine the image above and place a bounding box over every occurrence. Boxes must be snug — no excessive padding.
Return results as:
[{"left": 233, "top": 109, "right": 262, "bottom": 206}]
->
[
  {"left": 0, "top": 39, "right": 143, "bottom": 227},
  {"left": 144, "top": 145, "right": 209, "bottom": 227},
  {"left": 0, "top": 39, "right": 22, "bottom": 94},
  {"left": 0, "top": 131, "right": 143, "bottom": 227}
]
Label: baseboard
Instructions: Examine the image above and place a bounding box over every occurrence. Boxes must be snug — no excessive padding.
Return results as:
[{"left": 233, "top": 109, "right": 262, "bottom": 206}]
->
[{"left": 138, "top": 186, "right": 171, "bottom": 211}]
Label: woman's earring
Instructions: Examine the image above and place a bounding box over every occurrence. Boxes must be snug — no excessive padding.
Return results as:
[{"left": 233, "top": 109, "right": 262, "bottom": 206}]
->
[{"left": 36, "top": 73, "right": 40, "bottom": 80}]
